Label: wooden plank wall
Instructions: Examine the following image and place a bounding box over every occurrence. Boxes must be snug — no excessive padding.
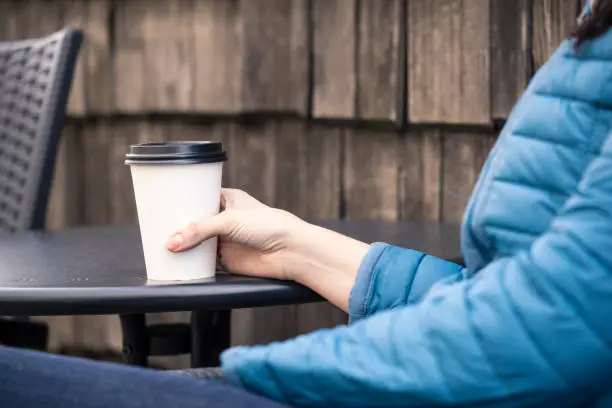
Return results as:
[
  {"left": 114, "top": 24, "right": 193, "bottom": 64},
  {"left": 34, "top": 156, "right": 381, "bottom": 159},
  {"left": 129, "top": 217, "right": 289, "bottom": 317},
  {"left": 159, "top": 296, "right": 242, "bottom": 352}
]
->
[{"left": 0, "top": 0, "right": 582, "bottom": 366}]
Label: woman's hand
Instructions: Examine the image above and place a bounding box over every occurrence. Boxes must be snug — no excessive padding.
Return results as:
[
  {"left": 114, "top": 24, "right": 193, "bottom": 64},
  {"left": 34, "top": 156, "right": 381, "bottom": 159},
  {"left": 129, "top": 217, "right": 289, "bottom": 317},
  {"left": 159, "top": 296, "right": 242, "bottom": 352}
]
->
[
  {"left": 166, "top": 188, "right": 370, "bottom": 311},
  {"left": 166, "top": 188, "right": 305, "bottom": 281}
]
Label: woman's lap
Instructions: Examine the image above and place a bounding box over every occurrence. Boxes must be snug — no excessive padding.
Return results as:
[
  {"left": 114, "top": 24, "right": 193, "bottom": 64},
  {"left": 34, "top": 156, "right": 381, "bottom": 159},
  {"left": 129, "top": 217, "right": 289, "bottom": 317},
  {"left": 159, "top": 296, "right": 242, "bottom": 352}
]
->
[{"left": 0, "top": 346, "right": 288, "bottom": 408}]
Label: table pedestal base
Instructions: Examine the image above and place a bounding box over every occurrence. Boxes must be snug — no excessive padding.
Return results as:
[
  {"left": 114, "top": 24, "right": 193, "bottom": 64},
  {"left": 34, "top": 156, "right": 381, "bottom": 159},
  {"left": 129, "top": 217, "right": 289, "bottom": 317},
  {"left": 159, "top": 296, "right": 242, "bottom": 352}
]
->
[{"left": 119, "top": 311, "right": 231, "bottom": 368}]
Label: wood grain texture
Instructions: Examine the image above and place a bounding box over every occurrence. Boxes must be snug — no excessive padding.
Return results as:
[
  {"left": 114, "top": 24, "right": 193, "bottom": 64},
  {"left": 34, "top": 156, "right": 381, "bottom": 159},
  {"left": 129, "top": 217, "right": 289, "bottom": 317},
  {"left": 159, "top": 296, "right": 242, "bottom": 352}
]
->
[
  {"left": 239, "top": 0, "right": 309, "bottom": 114},
  {"left": 80, "top": 122, "right": 155, "bottom": 354},
  {"left": 109, "top": 120, "right": 141, "bottom": 226},
  {"left": 533, "top": 0, "right": 580, "bottom": 71},
  {"left": 114, "top": 0, "right": 147, "bottom": 112},
  {"left": 357, "top": 0, "right": 404, "bottom": 124},
  {"left": 344, "top": 127, "right": 399, "bottom": 220},
  {"left": 33, "top": 0, "right": 63, "bottom": 37},
  {"left": 288, "top": 0, "right": 310, "bottom": 117},
  {"left": 193, "top": 0, "right": 243, "bottom": 114},
  {"left": 296, "top": 124, "right": 347, "bottom": 334},
  {"left": 273, "top": 120, "right": 308, "bottom": 215},
  {"left": 82, "top": 119, "right": 110, "bottom": 225},
  {"left": 303, "top": 124, "right": 343, "bottom": 222},
  {"left": 491, "top": 0, "right": 532, "bottom": 120},
  {"left": 272, "top": 121, "right": 311, "bottom": 338},
  {"left": 74, "top": 119, "right": 117, "bottom": 353},
  {"left": 39, "top": 3, "right": 80, "bottom": 226},
  {"left": 40, "top": 121, "right": 83, "bottom": 354},
  {"left": 0, "top": 1, "right": 11, "bottom": 41},
  {"left": 442, "top": 132, "right": 495, "bottom": 223},
  {"left": 224, "top": 120, "right": 281, "bottom": 346},
  {"left": 408, "top": 0, "right": 490, "bottom": 124},
  {"left": 312, "top": 0, "right": 357, "bottom": 119},
  {"left": 30, "top": 315, "right": 77, "bottom": 353},
  {"left": 60, "top": 0, "right": 88, "bottom": 116},
  {"left": 225, "top": 120, "right": 277, "bottom": 205},
  {"left": 399, "top": 130, "right": 443, "bottom": 221},
  {"left": 162, "top": 117, "right": 235, "bottom": 186},
  {"left": 46, "top": 122, "right": 83, "bottom": 230},
  {"left": 2, "top": 0, "right": 32, "bottom": 40},
  {"left": 85, "top": 0, "right": 113, "bottom": 114},
  {"left": 143, "top": 0, "right": 195, "bottom": 111}
]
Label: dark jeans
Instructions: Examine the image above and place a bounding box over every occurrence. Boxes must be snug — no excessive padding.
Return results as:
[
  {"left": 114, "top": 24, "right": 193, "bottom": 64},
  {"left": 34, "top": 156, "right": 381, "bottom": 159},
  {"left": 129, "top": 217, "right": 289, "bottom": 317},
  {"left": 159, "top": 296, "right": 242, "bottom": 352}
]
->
[{"left": 0, "top": 346, "right": 289, "bottom": 408}]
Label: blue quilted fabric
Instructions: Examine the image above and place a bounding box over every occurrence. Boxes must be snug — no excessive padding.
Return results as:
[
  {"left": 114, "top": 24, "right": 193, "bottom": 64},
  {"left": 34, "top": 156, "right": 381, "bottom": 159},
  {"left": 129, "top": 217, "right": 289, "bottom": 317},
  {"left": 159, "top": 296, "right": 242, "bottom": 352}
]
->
[{"left": 218, "top": 5, "right": 612, "bottom": 408}]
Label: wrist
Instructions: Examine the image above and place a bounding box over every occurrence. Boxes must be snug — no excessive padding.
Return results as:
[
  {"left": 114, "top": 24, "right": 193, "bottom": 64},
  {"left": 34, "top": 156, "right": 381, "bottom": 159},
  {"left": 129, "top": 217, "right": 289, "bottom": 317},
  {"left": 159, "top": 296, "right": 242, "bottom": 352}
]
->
[
  {"left": 279, "top": 222, "right": 370, "bottom": 312},
  {"left": 283, "top": 222, "right": 370, "bottom": 283}
]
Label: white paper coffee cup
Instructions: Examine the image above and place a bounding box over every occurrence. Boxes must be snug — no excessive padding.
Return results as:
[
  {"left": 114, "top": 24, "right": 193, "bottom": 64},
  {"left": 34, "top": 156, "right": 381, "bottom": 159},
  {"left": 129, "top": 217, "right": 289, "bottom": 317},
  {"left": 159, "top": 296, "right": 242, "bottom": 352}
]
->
[{"left": 125, "top": 141, "right": 227, "bottom": 281}]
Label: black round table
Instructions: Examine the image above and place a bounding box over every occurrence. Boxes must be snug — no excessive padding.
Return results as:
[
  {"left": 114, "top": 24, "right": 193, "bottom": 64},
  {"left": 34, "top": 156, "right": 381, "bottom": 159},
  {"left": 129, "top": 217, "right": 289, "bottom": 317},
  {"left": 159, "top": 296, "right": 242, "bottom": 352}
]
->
[{"left": 0, "top": 220, "right": 461, "bottom": 367}]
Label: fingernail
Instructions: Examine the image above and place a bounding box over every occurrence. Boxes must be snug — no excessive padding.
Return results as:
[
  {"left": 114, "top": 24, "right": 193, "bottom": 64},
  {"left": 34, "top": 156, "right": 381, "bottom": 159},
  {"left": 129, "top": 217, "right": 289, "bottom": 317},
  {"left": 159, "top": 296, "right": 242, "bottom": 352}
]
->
[{"left": 167, "top": 233, "right": 184, "bottom": 251}]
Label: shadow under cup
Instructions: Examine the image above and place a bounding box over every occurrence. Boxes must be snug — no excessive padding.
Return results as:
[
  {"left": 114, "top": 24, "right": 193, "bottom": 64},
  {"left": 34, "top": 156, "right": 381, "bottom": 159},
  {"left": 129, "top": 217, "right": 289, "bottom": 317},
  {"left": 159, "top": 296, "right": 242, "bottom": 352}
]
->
[{"left": 125, "top": 141, "right": 228, "bottom": 281}]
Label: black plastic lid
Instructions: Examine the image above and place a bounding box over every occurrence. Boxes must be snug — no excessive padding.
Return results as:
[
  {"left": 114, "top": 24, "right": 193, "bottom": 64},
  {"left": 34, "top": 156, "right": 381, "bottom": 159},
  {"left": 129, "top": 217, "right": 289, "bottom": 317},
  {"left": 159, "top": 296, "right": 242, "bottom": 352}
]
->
[{"left": 125, "top": 141, "right": 227, "bottom": 165}]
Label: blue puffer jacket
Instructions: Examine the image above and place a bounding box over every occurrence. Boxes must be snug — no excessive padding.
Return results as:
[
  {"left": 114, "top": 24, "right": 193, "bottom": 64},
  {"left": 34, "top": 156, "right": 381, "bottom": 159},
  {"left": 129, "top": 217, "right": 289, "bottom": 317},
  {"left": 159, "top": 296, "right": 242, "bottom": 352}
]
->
[{"left": 220, "top": 6, "right": 612, "bottom": 408}]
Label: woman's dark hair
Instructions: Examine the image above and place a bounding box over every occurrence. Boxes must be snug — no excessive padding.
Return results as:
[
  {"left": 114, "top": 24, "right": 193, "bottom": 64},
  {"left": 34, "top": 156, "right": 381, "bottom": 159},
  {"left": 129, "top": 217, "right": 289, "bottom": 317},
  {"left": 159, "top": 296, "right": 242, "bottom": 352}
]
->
[{"left": 572, "top": 0, "right": 612, "bottom": 47}]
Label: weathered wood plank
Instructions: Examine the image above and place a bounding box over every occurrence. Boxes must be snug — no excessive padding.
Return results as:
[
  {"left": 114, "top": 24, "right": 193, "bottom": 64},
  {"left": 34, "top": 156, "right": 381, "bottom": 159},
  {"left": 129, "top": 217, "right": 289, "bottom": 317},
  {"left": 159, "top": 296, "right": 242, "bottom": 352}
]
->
[
  {"left": 533, "top": 0, "right": 580, "bottom": 71},
  {"left": 73, "top": 118, "right": 116, "bottom": 353},
  {"left": 234, "top": 121, "right": 296, "bottom": 346},
  {"left": 442, "top": 132, "right": 495, "bottom": 223},
  {"left": 357, "top": 0, "right": 404, "bottom": 124},
  {"left": 143, "top": 0, "right": 195, "bottom": 111},
  {"left": 0, "top": 1, "right": 11, "bottom": 41},
  {"left": 34, "top": 0, "right": 63, "bottom": 37},
  {"left": 0, "top": 0, "right": 17, "bottom": 40},
  {"left": 312, "top": 0, "right": 357, "bottom": 119},
  {"left": 225, "top": 120, "right": 277, "bottom": 205},
  {"left": 2, "top": 0, "right": 62, "bottom": 41},
  {"left": 85, "top": 0, "right": 113, "bottom": 114},
  {"left": 269, "top": 120, "right": 306, "bottom": 339},
  {"left": 344, "top": 128, "right": 399, "bottom": 220},
  {"left": 28, "top": 2, "right": 78, "bottom": 348},
  {"left": 223, "top": 120, "right": 300, "bottom": 346},
  {"left": 165, "top": 118, "right": 235, "bottom": 186},
  {"left": 303, "top": 124, "right": 343, "bottom": 223},
  {"left": 297, "top": 123, "right": 347, "bottom": 334},
  {"left": 114, "top": 0, "right": 147, "bottom": 113},
  {"left": 193, "top": 0, "right": 243, "bottom": 114},
  {"left": 399, "top": 130, "right": 443, "bottom": 221},
  {"left": 79, "top": 120, "right": 155, "bottom": 354},
  {"left": 3, "top": 0, "right": 31, "bottom": 40},
  {"left": 408, "top": 0, "right": 490, "bottom": 124},
  {"left": 82, "top": 119, "right": 110, "bottom": 225},
  {"left": 72, "top": 314, "right": 115, "bottom": 354},
  {"left": 30, "top": 315, "right": 76, "bottom": 353},
  {"left": 60, "top": 0, "right": 88, "bottom": 116},
  {"left": 273, "top": 120, "right": 308, "bottom": 215},
  {"left": 239, "top": 0, "right": 309, "bottom": 114},
  {"left": 46, "top": 122, "right": 83, "bottom": 230},
  {"left": 491, "top": 0, "right": 532, "bottom": 120},
  {"left": 109, "top": 120, "right": 141, "bottom": 226},
  {"left": 288, "top": 0, "right": 310, "bottom": 117},
  {"left": 39, "top": 121, "right": 83, "bottom": 354}
]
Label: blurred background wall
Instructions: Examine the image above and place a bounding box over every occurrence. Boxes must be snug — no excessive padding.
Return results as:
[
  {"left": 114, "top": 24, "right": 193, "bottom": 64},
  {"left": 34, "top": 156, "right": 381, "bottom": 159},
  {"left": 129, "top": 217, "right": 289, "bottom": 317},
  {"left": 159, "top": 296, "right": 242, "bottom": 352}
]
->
[{"left": 0, "top": 0, "right": 581, "bottom": 367}]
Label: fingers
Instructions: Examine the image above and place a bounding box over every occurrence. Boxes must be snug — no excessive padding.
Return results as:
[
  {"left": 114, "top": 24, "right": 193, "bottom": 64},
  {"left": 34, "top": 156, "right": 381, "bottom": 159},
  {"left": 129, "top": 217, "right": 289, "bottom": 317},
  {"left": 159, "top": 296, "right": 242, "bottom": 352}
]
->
[
  {"left": 217, "top": 241, "right": 275, "bottom": 278},
  {"left": 219, "top": 191, "right": 227, "bottom": 211},
  {"left": 166, "top": 212, "right": 230, "bottom": 252},
  {"left": 221, "top": 188, "right": 265, "bottom": 209}
]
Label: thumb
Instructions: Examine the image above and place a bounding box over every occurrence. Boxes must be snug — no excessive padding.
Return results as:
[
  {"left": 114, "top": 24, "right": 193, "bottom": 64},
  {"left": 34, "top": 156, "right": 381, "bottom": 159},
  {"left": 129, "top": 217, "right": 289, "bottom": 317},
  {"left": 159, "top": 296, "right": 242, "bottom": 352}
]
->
[{"left": 166, "top": 212, "right": 231, "bottom": 252}]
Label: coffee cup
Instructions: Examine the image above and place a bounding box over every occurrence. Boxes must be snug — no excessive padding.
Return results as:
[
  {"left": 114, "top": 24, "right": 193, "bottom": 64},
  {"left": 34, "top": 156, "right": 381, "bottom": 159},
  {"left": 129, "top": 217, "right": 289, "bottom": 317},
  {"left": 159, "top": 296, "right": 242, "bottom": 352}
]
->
[{"left": 125, "top": 141, "right": 227, "bottom": 281}]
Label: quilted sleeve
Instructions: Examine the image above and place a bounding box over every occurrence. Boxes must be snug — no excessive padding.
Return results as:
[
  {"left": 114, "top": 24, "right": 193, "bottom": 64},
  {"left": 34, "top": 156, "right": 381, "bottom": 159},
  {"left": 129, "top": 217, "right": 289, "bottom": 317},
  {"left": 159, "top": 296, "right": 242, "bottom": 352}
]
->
[
  {"left": 219, "top": 133, "right": 612, "bottom": 407},
  {"left": 348, "top": 243, "right": 466, "bottom": 323}
]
